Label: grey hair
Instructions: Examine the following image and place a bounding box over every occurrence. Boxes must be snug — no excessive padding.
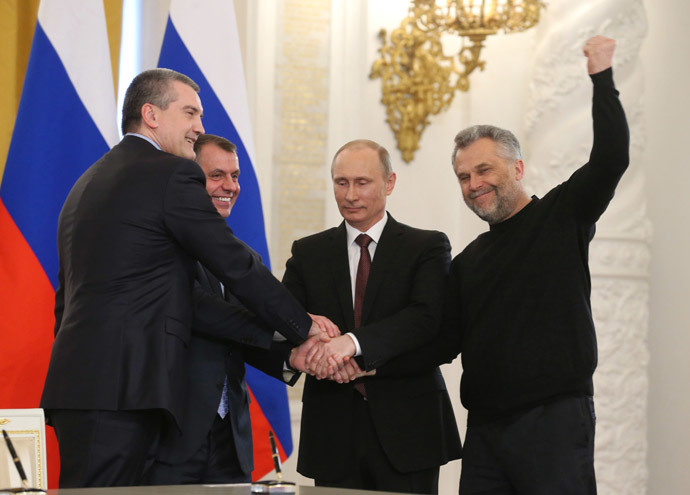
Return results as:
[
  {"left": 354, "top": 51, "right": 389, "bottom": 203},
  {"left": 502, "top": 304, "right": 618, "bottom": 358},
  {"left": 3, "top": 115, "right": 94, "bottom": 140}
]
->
[
  {"left": 451, "top": 125, "right": 522, "bottom": 164},
  {"left": 121, "top": 68, "right": 200, "bottom": 134},
  {"left": 331, "top": 139, "right": 393, "bottom": 177}
]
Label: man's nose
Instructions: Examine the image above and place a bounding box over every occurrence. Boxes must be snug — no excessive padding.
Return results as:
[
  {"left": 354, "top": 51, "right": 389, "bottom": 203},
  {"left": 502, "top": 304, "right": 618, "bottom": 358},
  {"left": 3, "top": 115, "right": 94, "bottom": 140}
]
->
[
  {"left": 194, "top": 117, "right": 204, "bottom": 135},
  {"left": 345, "top": 184, "right": 357, "bottom": 201},
  {"left": 225, "top": 178, "right": 239, "bottom": 193},
  {"left": 469, "top": 174, "right": 481, "bottom": 191}
]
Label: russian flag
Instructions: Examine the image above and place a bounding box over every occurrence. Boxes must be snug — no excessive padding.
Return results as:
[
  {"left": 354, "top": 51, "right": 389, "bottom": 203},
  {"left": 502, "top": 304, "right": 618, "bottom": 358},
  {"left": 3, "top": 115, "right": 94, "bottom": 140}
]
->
[
  {"left": 0, "top": 0, "right": 119, "bottom": 488},
  {"left": 157, "top": 0, "right": 293, "bottom": 480}
]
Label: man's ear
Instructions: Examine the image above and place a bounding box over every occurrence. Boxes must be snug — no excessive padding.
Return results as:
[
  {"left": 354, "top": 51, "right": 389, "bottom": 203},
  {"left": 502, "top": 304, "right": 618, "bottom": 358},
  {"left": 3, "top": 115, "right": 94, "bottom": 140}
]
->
[
  {"left": 141, "top": 103, "right": 158, "bottom": 129},
  {"left": 513, "top": 159, "right": 525, "bottom": 180},
  {"left": 385, "top": 172, "right": 397, "bottom": 196}
]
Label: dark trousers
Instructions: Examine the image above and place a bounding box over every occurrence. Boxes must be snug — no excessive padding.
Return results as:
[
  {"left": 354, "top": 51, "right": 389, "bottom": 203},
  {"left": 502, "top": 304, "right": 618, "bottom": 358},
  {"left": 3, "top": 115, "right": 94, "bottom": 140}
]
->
[
  {"left": 460, "top": 396, "right": 597, "bottom": 495},
  {"left": 315, "top": 391, "right": 439, "bottom": 494},
  {"left": 49, "top": 409, "right": 163, "bottom": 488},
  {"left": 148, "top": 413, "right": 249, "bottom": 485}
]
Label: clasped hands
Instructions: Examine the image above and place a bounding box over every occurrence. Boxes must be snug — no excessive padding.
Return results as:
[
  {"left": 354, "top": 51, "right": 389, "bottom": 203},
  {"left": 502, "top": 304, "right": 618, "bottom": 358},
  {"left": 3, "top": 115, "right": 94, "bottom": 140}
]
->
[{"left": 296, "top": 314, "right": 375, "bottom": 383}]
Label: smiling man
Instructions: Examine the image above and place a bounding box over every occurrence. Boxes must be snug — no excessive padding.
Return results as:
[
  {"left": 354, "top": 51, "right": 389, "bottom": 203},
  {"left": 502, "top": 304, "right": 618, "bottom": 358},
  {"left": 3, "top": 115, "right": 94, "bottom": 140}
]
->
[
  {"left": 40, "top": 69, "right": 325, "bottom": 488},
  {"left": 282, "top": 139, "right": 461, "bottom": 494},
  {"left": 378, "top": 36, "right": 629, "bottom": 494},
  {"left": 148, "top": 133, "right": 316, "bottom": 485},
  {"left": 195, "top": 134, "right": 240, "bottom": 218},
  {"left": 453, "top": 133, "right": 532, "bottom": 224}
]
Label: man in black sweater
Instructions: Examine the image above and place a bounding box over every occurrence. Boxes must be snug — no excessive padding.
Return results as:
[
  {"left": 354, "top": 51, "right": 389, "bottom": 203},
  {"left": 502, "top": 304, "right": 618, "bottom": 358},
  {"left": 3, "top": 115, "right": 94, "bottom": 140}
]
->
[{"left": 376, "top": 36, "right": 628, "bottom": 494}]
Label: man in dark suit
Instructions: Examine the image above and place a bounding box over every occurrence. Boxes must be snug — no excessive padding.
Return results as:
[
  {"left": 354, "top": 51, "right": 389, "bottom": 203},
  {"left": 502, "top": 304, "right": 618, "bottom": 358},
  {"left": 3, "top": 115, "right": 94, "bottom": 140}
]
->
[
  {"left": 40, "top": 69, "right": 327, "bottom": 488},
  {"left": 282, "top": 139, "right": 461, "bottom": 494},
  {"left": 149, "top": 134, "right": 311, "bottom": 484}
]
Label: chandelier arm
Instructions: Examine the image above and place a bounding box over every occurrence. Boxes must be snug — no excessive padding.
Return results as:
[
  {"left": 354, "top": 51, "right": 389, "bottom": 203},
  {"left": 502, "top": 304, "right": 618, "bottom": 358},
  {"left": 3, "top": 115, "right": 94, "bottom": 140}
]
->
[{"left": 369, "top": 0, "right": 545, "bottom": 163}]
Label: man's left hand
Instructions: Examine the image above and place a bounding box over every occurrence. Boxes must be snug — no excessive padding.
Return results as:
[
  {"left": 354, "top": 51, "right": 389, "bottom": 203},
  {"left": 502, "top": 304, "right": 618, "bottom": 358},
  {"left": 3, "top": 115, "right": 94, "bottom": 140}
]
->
[
  {"left": 308, "top": 313, "right": 340, "bottom": 339},
  {"left": 290, "top": 335, "right": 322, "bottom": 373},
  {"left": 583, "top": 35, "right": 616, "bottom": 75}
]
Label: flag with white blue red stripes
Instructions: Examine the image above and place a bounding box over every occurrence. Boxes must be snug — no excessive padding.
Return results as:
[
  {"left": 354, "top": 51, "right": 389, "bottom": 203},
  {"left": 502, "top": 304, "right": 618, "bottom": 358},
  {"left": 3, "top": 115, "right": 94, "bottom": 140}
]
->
[{"left": 0, "top": 0, "right": 119, "bottom": 488}]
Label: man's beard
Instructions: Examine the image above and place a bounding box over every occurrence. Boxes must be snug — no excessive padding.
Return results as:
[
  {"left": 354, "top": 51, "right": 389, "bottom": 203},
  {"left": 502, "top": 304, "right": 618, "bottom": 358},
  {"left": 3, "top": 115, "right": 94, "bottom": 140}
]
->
[{"left": 465, "top": 185, "right": 521, "bottom": 225}]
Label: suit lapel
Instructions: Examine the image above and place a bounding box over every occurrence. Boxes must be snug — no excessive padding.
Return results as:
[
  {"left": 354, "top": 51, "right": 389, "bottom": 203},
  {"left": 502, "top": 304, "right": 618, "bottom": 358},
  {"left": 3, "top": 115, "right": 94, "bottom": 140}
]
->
[
  {"left": 329, "top": 223, "right": 355, "bottom": 330},
  {"left": 361, "top": 215, "right": 403, "bottom": 324}
]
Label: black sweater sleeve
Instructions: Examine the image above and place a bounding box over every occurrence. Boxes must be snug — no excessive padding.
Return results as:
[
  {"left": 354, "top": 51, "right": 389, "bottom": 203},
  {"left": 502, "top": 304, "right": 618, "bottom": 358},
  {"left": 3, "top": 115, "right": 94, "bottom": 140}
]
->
[{"left": 566, "top": 68, "right": 630, "bottom": 225}]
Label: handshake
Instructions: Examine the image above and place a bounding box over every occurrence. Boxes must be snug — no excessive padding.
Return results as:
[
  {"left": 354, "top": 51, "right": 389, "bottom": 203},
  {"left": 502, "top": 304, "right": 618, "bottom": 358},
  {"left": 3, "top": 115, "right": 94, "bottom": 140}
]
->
[{"left": 291, "top": 313, "right": 376, "bottom": 383}]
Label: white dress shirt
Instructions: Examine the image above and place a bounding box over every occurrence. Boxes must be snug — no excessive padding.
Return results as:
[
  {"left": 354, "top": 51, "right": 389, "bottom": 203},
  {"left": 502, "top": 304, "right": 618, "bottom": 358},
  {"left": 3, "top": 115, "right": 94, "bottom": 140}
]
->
[{"left": 125, "top": 132, "right": 161, "bottom": 150}]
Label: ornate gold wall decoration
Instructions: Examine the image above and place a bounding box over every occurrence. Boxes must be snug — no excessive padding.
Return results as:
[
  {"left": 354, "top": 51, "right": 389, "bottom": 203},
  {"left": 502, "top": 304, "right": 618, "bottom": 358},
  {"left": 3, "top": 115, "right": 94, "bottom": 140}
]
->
[{"left": 370, "top": 0, "right": 545, "bottom": 163}]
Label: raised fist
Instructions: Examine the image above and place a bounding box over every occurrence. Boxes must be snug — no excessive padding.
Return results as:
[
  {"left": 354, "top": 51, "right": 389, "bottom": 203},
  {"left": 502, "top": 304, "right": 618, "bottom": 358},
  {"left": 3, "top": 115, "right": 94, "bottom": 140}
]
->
[{"left": 583, "top": 35, "right": 616, "bottom": 75}]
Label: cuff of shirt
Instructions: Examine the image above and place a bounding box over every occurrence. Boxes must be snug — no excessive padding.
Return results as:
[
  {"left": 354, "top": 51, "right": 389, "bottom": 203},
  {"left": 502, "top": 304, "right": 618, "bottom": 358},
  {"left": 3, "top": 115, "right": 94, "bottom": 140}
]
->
[
  {"left": 282, "top": 360, "right": 300, "bottom": 385},
  {"left": 346, "top": 332, "right": 362, "bottom": 356}
]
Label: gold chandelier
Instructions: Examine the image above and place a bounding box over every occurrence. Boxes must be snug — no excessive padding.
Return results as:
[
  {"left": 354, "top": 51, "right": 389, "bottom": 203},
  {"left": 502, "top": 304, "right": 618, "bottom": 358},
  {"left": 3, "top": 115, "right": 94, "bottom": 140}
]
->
[{"left": 370, "top": 0, "right": 545, "bottom": 163}]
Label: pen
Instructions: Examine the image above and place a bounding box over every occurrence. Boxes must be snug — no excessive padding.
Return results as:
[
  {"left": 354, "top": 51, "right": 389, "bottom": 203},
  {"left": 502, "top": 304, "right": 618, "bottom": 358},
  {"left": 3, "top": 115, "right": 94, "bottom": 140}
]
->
[
  {"left": 268, "top": 430, "right": 282, "bottom": 482},
  {"left": 2, "top": 429, "right": 29, "bottom": 489}
]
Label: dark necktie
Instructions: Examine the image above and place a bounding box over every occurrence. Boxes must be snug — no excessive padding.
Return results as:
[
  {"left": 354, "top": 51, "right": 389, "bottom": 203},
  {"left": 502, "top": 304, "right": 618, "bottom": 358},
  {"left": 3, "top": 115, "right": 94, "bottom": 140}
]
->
[
  {"left": 353, "top": 234, "right": 372, "bottom": 398},
  {"left": 354, "top": 234, "right": 373, "bottom": 328}
]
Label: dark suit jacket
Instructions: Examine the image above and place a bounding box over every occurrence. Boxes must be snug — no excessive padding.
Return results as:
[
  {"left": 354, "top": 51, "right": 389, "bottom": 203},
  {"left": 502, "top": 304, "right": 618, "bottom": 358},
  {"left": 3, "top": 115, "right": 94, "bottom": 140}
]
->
[
  {"left": 41, "top": 136, "right": 310, "bottom": 427},
  {"left": 282, "top": 214, "right": 461, "bottom": 479},
  {"left": 155, "top": 264, "right": 297, "bottom": 476}
]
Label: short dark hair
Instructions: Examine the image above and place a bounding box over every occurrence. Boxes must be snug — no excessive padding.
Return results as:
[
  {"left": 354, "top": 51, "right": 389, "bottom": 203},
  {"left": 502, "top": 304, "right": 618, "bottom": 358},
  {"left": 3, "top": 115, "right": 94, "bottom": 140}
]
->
[
  {"left": 451, "top": 125, "right": 522, "bottom": 164},
  {"left": 194, "top": 134, "right": 237, "bottom": 156},
  {"left": 331, "top": 139, "right": 393, "bottom": 177},
  {"left": 121, "top": 68, "right": 200, "bottom": 134}
]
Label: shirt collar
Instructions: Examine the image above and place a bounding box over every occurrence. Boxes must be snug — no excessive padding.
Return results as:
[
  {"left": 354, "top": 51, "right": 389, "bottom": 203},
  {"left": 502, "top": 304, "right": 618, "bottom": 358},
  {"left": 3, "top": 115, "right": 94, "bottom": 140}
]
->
[
  {"left": 345, "top": 212, "right": 388, "bottom": 246},
  {"left": 125, "top": 132, "right": 161, "bottom": 151}
]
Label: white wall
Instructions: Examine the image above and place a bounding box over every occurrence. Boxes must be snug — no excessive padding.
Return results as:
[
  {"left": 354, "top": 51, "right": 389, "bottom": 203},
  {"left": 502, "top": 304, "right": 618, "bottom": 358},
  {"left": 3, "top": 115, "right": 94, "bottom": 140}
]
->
[{"left": 642, "top": 0, "right": 690, "bottom": 493}]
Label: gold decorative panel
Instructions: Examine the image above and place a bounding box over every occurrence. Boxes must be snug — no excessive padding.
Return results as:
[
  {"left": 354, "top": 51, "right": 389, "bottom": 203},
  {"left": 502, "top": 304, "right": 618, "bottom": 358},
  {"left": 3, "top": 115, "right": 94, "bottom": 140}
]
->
[{"left": 273, "top": 0, "right": 332, "bottom": 282}]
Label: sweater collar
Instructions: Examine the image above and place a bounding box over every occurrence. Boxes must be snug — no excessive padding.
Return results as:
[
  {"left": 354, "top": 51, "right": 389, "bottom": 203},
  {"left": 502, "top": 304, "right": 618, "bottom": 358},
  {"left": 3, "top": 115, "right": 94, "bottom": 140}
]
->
[{"left": 489, "top": 195, "right": 538, "bottom": 232}]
